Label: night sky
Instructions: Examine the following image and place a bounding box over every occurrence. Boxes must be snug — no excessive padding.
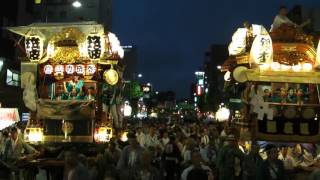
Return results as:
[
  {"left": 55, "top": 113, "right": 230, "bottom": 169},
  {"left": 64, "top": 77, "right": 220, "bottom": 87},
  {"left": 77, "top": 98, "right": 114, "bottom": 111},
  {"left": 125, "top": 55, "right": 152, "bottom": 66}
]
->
[{"left": 113, "top": 0, "right": 319, "bottom": 99}]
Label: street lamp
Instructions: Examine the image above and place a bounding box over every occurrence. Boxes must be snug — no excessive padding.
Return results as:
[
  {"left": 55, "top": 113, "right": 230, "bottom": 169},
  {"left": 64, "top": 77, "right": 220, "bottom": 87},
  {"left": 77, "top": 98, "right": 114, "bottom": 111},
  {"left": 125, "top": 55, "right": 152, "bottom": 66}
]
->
[
  {"left": 138, "top": 73, "right": 143, "bottom": 78},
  {"left": 72, "top": 1, "right": 82, "bottom": 8}
]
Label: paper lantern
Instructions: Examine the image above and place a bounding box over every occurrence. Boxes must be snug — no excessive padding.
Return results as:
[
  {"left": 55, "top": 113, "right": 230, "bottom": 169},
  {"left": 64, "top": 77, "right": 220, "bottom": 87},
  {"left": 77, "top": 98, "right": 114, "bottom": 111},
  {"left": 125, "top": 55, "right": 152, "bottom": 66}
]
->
[
  {"left": 94, "top": 126, "right": 112, "bottom": 142},
  {"left": 75, "top": 64, "right": 85, "bottom": 74},
  {"left": 250, "top": 34, "right": 273, "bottom": 65},
  {"left": 292, "top": 64, "right": 302, "bottom": 72},
  {"left": 87, "top": 34, "right": 104, "bottom": 60},
  {"left": 44, "top": 65, "right": 53, "bottom": 75},
  {"left": 228, "top": 28, "right": 247, "bottom": 56},
  {"left": 25, "top": 35, "right": 43, "bottom": 62},
  {"left": 24, "top": 127, "right": 43, "bottom": 143},
  {"left": 65, "top": 64, "right": 75, "bottom": 74},
  {"left": 302, "top": 63, "right": 313, "bottom": 72},
  {"left": 54, "top": 65, "right": 64, "bottom": 75},
  {"left": 86, "top": 64, "right": 96, "bottom": 75},
  {"left": 270, "top": 62, "right": 281, "bottom": 71}
]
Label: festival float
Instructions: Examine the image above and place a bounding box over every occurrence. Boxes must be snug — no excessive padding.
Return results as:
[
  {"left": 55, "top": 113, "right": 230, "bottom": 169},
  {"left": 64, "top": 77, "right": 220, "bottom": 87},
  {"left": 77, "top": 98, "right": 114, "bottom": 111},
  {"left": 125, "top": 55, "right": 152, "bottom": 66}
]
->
[
  {"left": 222, "top": 23, "right": 320, "bottom": 142},
  {"left": 7, "top": 21, "right": 125, "bottom": 144}
]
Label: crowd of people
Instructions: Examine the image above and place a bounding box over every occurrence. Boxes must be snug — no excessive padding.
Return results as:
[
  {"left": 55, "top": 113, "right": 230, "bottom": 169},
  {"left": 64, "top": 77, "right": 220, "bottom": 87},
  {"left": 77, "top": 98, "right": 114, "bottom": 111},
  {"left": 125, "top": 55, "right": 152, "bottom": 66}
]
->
[{"left": 3, "top": 120, "right": 320, "bottom": 180}]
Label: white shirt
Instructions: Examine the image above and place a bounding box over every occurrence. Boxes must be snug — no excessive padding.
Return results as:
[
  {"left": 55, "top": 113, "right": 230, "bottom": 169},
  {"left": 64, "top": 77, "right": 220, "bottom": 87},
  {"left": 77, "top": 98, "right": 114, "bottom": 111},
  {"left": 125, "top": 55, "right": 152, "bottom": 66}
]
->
[
  {"left": 145, "top": 134, "right": 160, "bottom": 148},
  {"left": 181, "top": 164, "right": 212, "bottom": 180},
  {"left": 201, "top": 135, "right": 210, "bottom": 145},
  {"left": 271, "top": 15, "right": 295, "bottom": 32},
  {"left": 136, "top": 132, "right": 146, "bottom": 147}
]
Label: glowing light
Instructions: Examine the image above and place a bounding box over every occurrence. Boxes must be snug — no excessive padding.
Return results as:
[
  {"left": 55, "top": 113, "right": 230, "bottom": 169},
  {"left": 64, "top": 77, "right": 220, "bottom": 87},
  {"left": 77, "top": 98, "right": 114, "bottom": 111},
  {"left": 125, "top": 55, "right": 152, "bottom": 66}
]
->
[
  {"left": 120, "top": 132, "right": 128, "bottom": 142},
  {"left": 280, "top": 64, "right": 291, "bottom": 71},
  {"left": 86, "top": 64, "right": 96, "bottom": 75},
  {"left": 292, "top": 64, "right": 302, "bottom": 72},
  {"left": 65, "top": 64, "right": 75, "bottom": 74},
  {"left": 44, "top": 65, "right": 53, "bottom": 75},
  {"left": 75, "top": 64, "right": 85, "bottom": 74},
  {"left": 270, "top": 62, "right": 281, "bottom": 71},
  {"left": 25, "top": 35, "right": 43, "bottom": 62},
  {"left": 215, "top": 106, "right": 230, "bottom": 122},
  {"left": 302, "top": 63, "right": 313, "bottom": 72},
  {"left": 24, "top": 128, "right": 43, "bottom": 143},
  {"left": 259, "top": 63, "right": 270, "bottom": 71},
  {"left": 138, "top": 74, "right": 143, "bottom": 78},
  {"left": 123, "top": 101, "right": 132, "bottom": 117},
  {"left": 250, "top": 34, "right": 273, "bottom": 65},
  {"left": 94, "top": 127, "right": 112, "bottom": 143},
  {"left": 72, "top": 1, "right": 82, "bottom": 8},
  {"left": 196, "top": 85, "right": 202, "bottom": 96}
]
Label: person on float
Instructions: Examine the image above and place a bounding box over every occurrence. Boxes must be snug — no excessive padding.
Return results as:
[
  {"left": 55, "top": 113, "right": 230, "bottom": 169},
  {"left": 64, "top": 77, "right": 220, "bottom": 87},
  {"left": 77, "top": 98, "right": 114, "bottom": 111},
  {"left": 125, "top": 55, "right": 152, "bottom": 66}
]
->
[
  {"left": 270, "top": 6, "right": 297, "bottom": 32},
  {"left": 63, "top": 75, "right": 84, "bottom": 99},
  {"left": 84, "top": 87, "right": 96, "bottom": 100}
]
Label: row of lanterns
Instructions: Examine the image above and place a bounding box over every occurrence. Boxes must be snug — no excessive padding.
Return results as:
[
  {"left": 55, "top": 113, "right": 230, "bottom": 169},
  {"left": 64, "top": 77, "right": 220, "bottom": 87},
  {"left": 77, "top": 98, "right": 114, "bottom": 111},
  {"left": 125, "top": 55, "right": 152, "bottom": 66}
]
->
[
  {"left": 259, "top": 62, "right": 313, "bottom": 72},
  {"left": 43, "top": 64, "right": 96, "bottom": 76},
  {"left": 25, "top": 32, "right": 124, "bottom": 62}
]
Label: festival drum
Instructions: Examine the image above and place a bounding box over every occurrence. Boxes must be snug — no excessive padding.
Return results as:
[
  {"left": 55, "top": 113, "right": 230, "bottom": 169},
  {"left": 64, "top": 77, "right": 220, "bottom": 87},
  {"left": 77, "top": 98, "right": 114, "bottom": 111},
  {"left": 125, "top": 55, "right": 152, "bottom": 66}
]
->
[
  {"left": 283, "top": 107, "right": 296, "bottom": 119},
  {"left": 302, "top": 107, "right": 315, "bottom": 120}
]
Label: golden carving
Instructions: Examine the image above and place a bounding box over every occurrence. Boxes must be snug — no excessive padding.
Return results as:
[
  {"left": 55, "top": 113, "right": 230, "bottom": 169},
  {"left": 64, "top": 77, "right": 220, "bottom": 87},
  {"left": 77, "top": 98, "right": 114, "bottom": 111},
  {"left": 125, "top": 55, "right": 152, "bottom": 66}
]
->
[{"left": 270, "top": 24, "right": 313, "bottom": 46}]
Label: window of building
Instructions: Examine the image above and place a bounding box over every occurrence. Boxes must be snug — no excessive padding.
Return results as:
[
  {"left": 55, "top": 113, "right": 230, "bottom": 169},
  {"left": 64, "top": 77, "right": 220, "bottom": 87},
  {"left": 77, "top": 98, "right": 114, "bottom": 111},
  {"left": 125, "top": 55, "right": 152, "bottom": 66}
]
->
[{"left": 6, "top": 69, "right": 20, "bottom": 87}]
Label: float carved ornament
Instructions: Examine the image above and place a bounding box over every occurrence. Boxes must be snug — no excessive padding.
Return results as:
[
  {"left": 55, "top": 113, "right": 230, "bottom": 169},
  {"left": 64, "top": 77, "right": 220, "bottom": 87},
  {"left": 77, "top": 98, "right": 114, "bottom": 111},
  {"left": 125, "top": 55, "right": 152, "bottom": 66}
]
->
[
  {"left": 48, "top": 27, "right": 86, "bottom": 64},
  {"left": 270, "top": 24, "right": 313, "bottom": 46},
  {"left": 273, "top": 43, "right": 316, "bottom": 65}
]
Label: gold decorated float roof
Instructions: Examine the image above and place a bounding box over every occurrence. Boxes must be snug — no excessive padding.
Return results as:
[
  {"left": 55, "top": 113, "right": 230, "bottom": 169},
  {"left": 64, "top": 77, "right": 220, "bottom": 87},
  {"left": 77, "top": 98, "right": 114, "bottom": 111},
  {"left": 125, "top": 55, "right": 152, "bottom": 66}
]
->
[
  {"left": 244, "top": 69, "right": 320, "bottom": 84},
  {"left": 7, "top": 21, "right": 104, "bottom": 39}
]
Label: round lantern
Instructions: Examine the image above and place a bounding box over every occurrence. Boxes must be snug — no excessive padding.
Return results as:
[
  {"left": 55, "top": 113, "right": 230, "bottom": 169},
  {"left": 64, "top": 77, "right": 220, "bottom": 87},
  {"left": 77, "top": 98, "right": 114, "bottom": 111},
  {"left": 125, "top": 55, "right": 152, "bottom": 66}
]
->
[
  {"left": 25, "top": 35, "right": 43, "bottom": 62},
  {"left": 103, "top": 66, "right": 119, "bottom": 85},
  {"left": 54, "top": 65, "right": 64, "bottom": 80},
  {"left": 65, "top": 64, "right": 75, "bottom": 75},
  {"left": 44, "top": 65, "right": 53, "bottom": 75},
  {"left": 75, "top": 64, "right": 85, "bottom": 75},
  {"left": 86, "top": 64, "right": 96, "bottom": 75}
]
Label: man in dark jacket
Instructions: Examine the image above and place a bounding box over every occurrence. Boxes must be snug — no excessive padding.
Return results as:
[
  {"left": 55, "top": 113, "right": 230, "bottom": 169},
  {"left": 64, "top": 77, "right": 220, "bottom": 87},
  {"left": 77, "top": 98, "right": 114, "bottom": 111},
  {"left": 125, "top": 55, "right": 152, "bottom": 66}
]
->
[{"left": 257, "top": 144, "right": 287, "bottom": 180}]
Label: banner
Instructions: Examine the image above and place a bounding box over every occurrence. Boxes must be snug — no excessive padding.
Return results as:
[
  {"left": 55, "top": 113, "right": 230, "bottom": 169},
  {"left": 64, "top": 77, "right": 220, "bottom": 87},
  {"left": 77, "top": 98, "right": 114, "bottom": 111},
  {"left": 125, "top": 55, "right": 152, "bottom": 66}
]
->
[
  {"left": 0, "top": 108, "right": 20, "bottom": 130},
  {"left": 37, "top": 99, "right": 95, "bottom": 120}
]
